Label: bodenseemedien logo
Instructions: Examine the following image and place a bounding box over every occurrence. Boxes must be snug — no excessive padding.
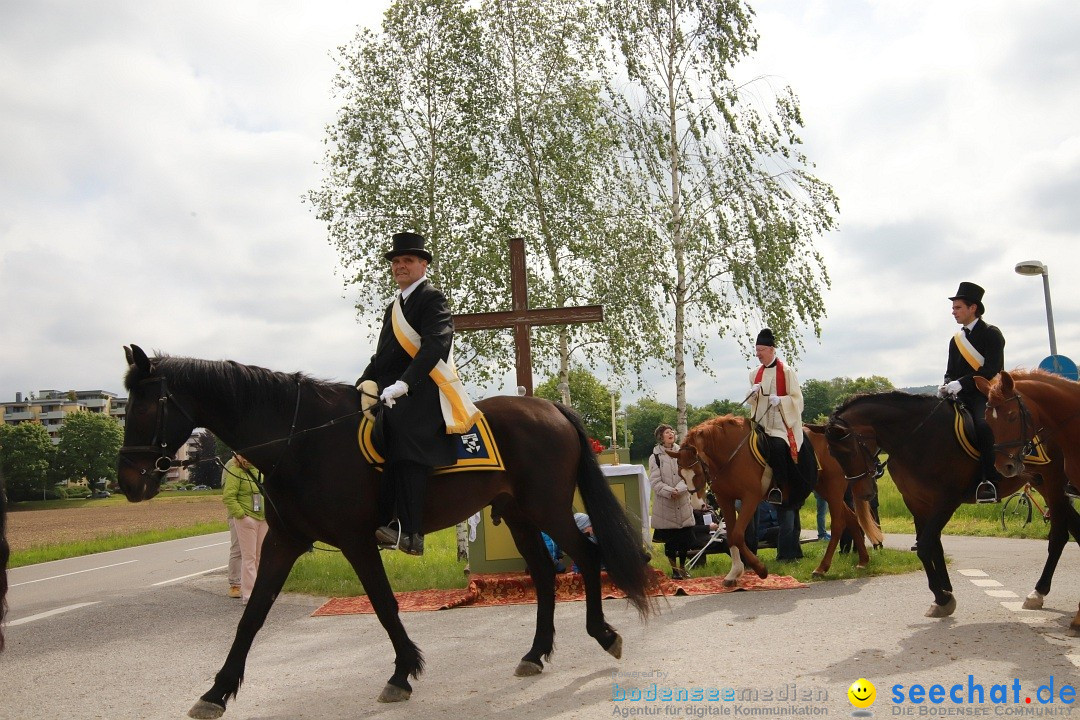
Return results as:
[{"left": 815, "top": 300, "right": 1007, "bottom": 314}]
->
[{"left": 849, "top": 678, "right": 877, "bottom": 716}]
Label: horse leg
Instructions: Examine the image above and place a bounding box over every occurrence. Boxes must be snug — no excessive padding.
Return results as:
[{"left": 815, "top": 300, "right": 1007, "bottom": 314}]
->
[
  {"left": 502, "top": 512, "right": 558, "bottom": 677},
  {"left": 1026, "top": 493, "right": 1072, "bottom": 608},
  {"left": 548, "top": 517, "right": 622, "bottom": 659},
  {"left": 847, "top": 503, "right": 871, "bottom": 570},
  {"left": 335, "top": 539, "right": 424, "bottom": 703},
  {"left": 189, "top": 530, "right": 307, "bottom": 719},
  {"left": 915, "top": 519, "right": 956, "bottom": 618},
  {"left": 719, "top": 496, "right": 767, "bottom": 585},
  {"left": 812, "top": 494, "right": 846, "bottom": 577}
]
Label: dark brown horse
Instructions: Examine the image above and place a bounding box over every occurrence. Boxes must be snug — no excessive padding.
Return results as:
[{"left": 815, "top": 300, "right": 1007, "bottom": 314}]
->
[
  {"left": 979, "top": 369, "right": 1080, "bottom": 633},
  {"left": 826, "top": 391, "right": 1073, "bottom": 620},
  {"left": 668, "top": 416, "right": 878, "bottom": 585},
  {"left": 116, "top": 345, "right": 653, "bottom": 718}
]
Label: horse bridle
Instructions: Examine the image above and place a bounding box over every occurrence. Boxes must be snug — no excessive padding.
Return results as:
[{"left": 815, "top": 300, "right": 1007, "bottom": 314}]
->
[
  {"left": 118, "top": 375, "right": 199, "bottom": 476},
  {"left": 675, "top": 451, "right": 712, "bottom": 496},
  {"left": 828, "top": 419, "right": 887, "bottom": 482},
  {"left": 989, "top": 392, "right": 1038, "bottom": 464}
]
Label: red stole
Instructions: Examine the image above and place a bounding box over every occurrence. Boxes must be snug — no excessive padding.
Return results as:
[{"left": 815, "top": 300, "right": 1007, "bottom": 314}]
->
[{"left": 755, "top": 360, "right": 798, "bottom": 461}]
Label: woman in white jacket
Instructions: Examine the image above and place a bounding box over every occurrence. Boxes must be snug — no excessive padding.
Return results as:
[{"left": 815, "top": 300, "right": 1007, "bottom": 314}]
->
[{"left": 649, "top": 424, "right": 696, "bottom": 579}]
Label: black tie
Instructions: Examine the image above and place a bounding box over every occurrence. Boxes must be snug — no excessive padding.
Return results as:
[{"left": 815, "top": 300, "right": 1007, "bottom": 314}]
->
[{"left": 963, "top": 327, "right": 970, "bottom": 337}]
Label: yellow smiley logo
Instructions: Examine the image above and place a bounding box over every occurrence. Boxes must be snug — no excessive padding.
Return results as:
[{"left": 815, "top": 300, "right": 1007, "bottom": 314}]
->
[{"left": 848, "top": 678, "right": 876, "bottom": 709}]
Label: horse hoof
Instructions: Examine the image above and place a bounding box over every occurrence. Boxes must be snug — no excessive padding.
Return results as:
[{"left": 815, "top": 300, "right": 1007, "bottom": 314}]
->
[
  {"left": 1023, "top": 591, "right": 1045, "bottom": 610},
  {"left": 873, "top": 543, "right": 883, "bottom": 550},
  {"left": 855, "top": 564, "right": 867, "bottom": 571},
  {"left": 605, "top": 633, "right": 623, "bottom": 660},
  {"left": 925, "top": 596, "right": 957, "bottom": 618},
  {"left": 188, "top": 700, "right": 225, "bottom": 719},
  {"left": 1069, "top": 623, "right": 1080, "bottom": 638},
  {"left": 378, "top": 684, "right": 412, "bottom": 703},
  {"left": 723, "top": 578, "right": 737, "bottom": 588},
  {"left": 811, "top": 570, "right": 825, "bottom": 579},
  {"left": 515, "top": 660, "right": 543, "bottom": 677}
]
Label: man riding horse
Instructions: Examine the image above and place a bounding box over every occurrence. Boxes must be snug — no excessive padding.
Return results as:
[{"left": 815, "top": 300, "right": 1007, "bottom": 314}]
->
[
  {"left": 748, "top": 328, "right": 817, "bottom": 561},
  {"left": 938, "top": 281, "right": 1005, "bottom": 503},
  {"left": 358, "top": 231, "right": 476, "bottom": 556}
]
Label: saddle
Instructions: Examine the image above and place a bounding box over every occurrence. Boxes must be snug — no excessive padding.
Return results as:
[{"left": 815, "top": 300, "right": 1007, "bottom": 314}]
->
[
  {"left": 749, "top": 426, "right": 820, "bottom": 505},
  {"left": 950, "top": 401, "right": 1050, "bottom": 465},
  {"left": 357, "top": 412, "right": 506, "bottom": 475}
]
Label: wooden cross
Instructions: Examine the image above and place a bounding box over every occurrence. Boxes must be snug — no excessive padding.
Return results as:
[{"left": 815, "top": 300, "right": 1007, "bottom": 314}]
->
[{"left": 453, "top": 237, "right": 604, "bottom": 396}]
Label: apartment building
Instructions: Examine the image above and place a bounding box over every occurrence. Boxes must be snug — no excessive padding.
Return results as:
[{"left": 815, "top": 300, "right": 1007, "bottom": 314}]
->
[{"left": 0, "top": 389, "right": 126, "bottom": 443}]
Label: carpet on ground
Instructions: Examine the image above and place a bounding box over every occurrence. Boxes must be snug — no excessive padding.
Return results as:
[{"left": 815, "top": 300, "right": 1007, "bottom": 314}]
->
[{"left": 311, "top": 568, "right": 806, "bottom": 616}]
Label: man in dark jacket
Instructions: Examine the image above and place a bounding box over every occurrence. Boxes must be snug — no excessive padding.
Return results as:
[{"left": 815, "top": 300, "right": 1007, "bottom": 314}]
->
[
  {"left": 939, "top": 281, "right": 1006, "bottom": 503},
  {"left": 358, "top": 231, "right": 457, "bottom": 556}
]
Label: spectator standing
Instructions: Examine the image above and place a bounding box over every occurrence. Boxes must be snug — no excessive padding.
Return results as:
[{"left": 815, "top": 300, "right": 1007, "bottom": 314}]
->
[{"left": 222, "top": 454, "right": 268, "bottom": 605}]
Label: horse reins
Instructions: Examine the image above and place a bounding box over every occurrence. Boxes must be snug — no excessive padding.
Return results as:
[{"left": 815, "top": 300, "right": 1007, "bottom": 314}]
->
[{"left": 828, "top": 418, "right": 887, "bottom": 482}]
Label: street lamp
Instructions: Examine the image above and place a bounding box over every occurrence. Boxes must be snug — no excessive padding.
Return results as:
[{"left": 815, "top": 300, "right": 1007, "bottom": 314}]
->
[{"left": 1014, "top": 260, "right": 1058, "bottom": 357}]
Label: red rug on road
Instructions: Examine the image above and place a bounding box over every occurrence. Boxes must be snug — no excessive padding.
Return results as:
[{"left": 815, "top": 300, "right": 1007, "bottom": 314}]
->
[{"left": 312, "top": 569, "right": 806, "bottom": 616}]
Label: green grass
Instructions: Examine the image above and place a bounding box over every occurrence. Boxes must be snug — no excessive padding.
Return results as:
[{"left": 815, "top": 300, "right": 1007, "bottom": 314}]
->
[{"left": 8, "top": 521, "right": 229, "bottom": 568}]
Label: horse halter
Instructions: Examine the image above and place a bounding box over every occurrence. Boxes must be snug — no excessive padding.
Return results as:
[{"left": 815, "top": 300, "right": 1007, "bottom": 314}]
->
[
  {"left": 118, "top": 375, "right": 198, "bottom": 476},
  {"left": 829, "top": 421, "right": 887, "bottom": 482},
  {"left": 676, "top": 451, "right": 711, "bottom": 495},
  {"left": 989, "top": 393, "right": 1037, "bottom": 463}
]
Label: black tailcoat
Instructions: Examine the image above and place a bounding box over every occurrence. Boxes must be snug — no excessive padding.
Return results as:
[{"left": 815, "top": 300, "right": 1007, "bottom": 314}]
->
[
  {"left": 359, "top": 279, "right": 456, "bottom": 467},
  {"left": 944, "top": 317, "right": 1006, "bottom": 405}
]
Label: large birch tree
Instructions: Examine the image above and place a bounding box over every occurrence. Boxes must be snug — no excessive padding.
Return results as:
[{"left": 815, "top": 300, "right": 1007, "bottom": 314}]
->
[{"left": 605, "top": 0, "right": 838, "bottom": 436}]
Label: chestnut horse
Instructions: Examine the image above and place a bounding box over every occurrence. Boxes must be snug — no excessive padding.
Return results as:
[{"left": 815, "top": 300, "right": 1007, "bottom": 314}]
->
[
  {"left": 979, "top": 369, "right": 1080, "bottom": 634},
  {"left": 826, "top": 391, "right": 1074, "bottom": 621},
  {"left": 668, "top": 415, "right": 878, "bottom": 585},
  {"left": 116, "top": 346, "right": 653, "bottom": 718}
]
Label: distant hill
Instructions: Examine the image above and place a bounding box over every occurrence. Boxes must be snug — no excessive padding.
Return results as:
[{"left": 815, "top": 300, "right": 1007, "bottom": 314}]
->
[{"left": 900, "top": 385, "right": 936, "bottom": 396}]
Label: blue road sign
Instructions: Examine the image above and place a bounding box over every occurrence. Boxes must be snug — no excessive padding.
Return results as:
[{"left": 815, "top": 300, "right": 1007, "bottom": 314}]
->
[{"left": 1038, "top": 354, "right": 1079, "bottom": 380}]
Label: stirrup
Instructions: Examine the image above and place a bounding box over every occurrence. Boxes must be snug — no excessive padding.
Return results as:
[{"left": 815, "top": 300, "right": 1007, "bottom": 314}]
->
[
  {"left": 375, "top": 521, "right": 403, "bottom": 549},
  {"left": 975, "top": 480, "right": 998, "bottom": 504},
  {"left": 766, "top": 487, "right": 783, "bottom": 505}
]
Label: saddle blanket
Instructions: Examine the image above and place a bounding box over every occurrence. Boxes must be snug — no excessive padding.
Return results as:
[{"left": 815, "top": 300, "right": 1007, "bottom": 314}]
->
[
  {"left": 952, "top": 405, "right": 1050, "bottom": 465},
  {"left": 357, "top": 413, "right": 505, "bottom": 474},
  {"left": 749, "top": 428, "right": 822, "bottom": 471}
]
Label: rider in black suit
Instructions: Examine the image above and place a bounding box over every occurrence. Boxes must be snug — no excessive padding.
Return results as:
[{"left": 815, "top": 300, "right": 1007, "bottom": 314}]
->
[
  {"left": 940, "top": 281, "right": 1005, "bottom": 503},
  {"left": 358, "top": 232, "right": 456, "bottom": 556}
]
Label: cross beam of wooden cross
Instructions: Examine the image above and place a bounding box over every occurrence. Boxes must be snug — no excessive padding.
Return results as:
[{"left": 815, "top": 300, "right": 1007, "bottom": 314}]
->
[{"left": 453, "top": 237, "right": 603, "bottom": 396}]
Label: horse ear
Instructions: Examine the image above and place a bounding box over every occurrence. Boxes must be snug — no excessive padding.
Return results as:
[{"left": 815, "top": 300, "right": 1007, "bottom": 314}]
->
[
  {"left": 973, "top": 376, "right": 991, "bottom": 397},
  {"left": 130, "top": 344, "right": 151, "bottom": 373},
  {"left": 663, "top": 448, "right": 680, "bottom": 459},
  {"left": 1000, "top": 370, "right": 1014, "bottom": 394},
  {"left": 124, "top": 345, "right": 133, "bottom": 365}
]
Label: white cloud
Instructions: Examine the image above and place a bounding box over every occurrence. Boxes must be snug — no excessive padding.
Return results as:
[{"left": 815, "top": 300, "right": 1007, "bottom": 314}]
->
[{"left": 1, "top": 0, "right": 1079, "bottom": 415}]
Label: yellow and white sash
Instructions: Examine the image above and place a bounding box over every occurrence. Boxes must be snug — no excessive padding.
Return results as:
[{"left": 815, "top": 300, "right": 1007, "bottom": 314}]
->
[
  {"left": 953, "top": 331, "right": 984, "bottom": 372},
  {"left": 391, "top": 297, "right": 482, "bottom": 434}
]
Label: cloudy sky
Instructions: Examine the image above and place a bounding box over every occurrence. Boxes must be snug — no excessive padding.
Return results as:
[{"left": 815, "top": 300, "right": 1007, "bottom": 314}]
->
[{"left": 2, "top": 0, "right": 1079, "bottom": 410}]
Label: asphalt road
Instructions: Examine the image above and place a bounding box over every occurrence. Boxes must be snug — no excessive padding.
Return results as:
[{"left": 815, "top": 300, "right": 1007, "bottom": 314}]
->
[{"left": 3, "top": 533, "right": 1080, "bottom": 720}]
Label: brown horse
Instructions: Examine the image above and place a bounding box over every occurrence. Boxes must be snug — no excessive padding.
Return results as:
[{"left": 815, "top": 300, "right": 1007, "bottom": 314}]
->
[
  {"left": 826, "top": 390, "right": 1075, "bottom": 621},
  {"left": 978, "top": 369, "right": 1080, "bottom": 633},
  {"left": 116, "top": 345, "right": 653, "bottom": 718},
  {"left": 668, "top": 415, "right": 877, "bottom": 585}
]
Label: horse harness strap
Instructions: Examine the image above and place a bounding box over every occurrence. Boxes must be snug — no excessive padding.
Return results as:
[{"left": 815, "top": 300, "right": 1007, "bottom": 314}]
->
[
  {"left": 831, "top": 420, "right": 887, "bottom": 482},
  {"left": 118, "top": 376, "right": 200, "bottom": 475}
]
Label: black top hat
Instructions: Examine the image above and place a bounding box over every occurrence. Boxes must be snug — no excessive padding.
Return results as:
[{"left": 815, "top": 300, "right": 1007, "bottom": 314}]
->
[
  {"left": 384, "top": 231, "right": 432, "bottom": 262},
  {"left": 755, "top": 328, "right": 775, "bottom": 347},
  {"left": 949, "top": 281, "right": 985, "bottom": 315}
]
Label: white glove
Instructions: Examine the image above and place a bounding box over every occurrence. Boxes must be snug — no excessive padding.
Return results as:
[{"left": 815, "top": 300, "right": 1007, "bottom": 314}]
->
[
  {"left": 937, "top": 384, "right": 949, "bottom": 398},
  {"left": 380, "top": 380, "right": 409, "bottom": 408},
  {"left": 769, "top": 394, "right": 781, "bottom": 407},
  {"left": 751, "top": 383, "right": 762, "bottom": 395},
  {"left": 944, "top": 380, "right": 962, "bottom": 396}
]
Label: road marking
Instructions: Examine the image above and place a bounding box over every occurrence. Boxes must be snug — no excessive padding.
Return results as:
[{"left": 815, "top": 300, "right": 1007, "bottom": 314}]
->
[
  {"left": 970, "top": 578, "right": 1003, "bottom": 587},
  {"left": 186, "top": 541, "right": 229, "bottom": 552},
  {"left": 1067, "top": 655, "right": 1080, "bottom": 669},
  {"left": 958, "top": 569, "right": 988, "bottom": 576},
  {"left": 985, "top": 590, "right": 1017, "bottom": 598},
  {"left": 8, "top": 602, "right": 101, "bottom": 627},
  {"left": 152, "top": 565, "right": 228, "bottom": 586},
  {"left": 10, "top": 560, "right": 138, "bottom": 587},
  {"left": 1000, "top": 601, "right": 1038, "bottom": 612}
]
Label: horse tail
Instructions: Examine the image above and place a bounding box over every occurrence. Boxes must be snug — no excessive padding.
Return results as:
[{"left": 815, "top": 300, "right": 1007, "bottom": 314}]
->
[
  {"left": 854, "top": 497, "right": 884, "bottom": 547},
  {"left": 0, "top": 466, "right": 9, "bottom": 652},
  {"left": 554, "top": 403, "right": 655, "bottom": 618}
]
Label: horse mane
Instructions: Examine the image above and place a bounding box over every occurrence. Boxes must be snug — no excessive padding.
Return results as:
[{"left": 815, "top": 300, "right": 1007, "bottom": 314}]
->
[
  {"left": 987, "top": 368, "right": 1073, "bottom": 404},
  {"left": 831, "top": 390, "right": 934, "bottom": 419},
  {"left": 685, "top": 414, "right": 748, "bottom": 444},
  {"left": 125, "top": 354, "right": 340, "bottom": 415}
]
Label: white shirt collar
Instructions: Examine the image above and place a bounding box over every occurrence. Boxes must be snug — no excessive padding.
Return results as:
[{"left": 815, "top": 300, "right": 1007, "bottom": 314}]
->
[
  {"left": 399, "top": 275, "right": 427, "bottom": 301},
  {"left": 964, "top": 319, "right": 978, "bottom": 333}
]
